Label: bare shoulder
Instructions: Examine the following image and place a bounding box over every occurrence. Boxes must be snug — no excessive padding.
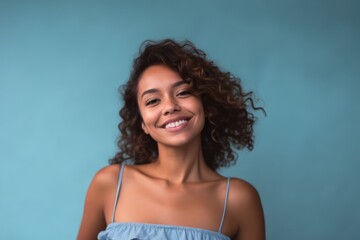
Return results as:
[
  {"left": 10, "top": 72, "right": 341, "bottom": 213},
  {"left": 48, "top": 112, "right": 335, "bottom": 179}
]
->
[
  {"left": 77, "top": 164, "right": 122, "bottom": 240},
  {"left": 90, "top": 164, "right": 121, "bottom": 192},
  {"left": 83, "top": 164, "right": 122, "bottom": 206},
  {"left": 228, "top": 178, "right": 262, "bottom": 206},
  {"left": 227, "top": 178, "right": 265, "bottom": 240}
]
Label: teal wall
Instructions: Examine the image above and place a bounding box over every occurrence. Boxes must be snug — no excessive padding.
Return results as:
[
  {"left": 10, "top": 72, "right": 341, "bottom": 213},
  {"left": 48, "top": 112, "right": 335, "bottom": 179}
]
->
[{"left": 0, "top": 0, "right": 359, "bottom": 239}]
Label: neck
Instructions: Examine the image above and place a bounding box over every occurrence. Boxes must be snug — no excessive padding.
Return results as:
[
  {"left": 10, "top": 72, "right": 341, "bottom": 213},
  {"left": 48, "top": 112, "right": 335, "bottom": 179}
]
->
[{"left": 153, "top": 137, "right": 211, "bottom": 184}]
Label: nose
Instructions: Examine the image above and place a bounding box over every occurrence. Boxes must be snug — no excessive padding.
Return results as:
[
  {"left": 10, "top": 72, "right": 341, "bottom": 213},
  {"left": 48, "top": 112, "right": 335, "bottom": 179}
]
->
[{"left": 163, "top": 96, "right": 180, "bottom": 115}]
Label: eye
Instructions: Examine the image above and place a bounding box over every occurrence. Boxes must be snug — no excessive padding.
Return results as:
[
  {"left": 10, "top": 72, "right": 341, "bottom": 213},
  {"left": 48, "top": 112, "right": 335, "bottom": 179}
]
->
[
  {"left": 145, "top": 98, "right": 160, "bottom": 106},
  {"left": 176, "top": 90, "right": 191, "bottom": 97}
]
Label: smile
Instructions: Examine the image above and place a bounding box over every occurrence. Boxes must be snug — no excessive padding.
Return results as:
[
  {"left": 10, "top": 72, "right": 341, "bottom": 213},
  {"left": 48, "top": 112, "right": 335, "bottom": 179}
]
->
[{"left": 164, "top": 119, "right": 188, "bottom": 129}]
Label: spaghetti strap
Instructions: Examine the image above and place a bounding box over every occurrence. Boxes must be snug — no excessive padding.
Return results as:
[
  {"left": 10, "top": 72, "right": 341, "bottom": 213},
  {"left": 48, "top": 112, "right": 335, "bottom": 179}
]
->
[
  {"left": 218, "top": 177, "right": 231, "bottom": 233},
  {"left": 111, "top": 164, "right": 126, "bottom": 223}
]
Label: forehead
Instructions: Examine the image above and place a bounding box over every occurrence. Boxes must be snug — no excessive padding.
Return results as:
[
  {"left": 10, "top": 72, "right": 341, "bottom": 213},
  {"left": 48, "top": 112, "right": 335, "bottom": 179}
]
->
[{"left": 137, "top": 65, "right": 182, "bottom": 92}]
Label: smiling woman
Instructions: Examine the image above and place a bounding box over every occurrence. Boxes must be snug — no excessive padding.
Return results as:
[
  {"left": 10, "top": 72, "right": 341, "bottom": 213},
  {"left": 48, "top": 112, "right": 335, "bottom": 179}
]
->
[
  {"left": 77, "top": 39, "right": 266, "bottom": 240},
  {"left": 138, "top": 65, "right": 205, "bottom": 148}
]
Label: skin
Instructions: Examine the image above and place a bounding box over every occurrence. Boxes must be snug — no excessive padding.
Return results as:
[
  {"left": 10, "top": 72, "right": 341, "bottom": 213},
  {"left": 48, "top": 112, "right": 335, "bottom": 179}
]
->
[{"left": 77, "top": 65, "right": 265, "bottom": 240}]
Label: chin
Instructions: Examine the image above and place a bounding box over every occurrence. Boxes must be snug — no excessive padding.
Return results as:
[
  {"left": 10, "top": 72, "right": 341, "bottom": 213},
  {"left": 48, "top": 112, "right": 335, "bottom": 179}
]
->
[{"left": 156, "top": 135, "right": 202, "bottom": 148}]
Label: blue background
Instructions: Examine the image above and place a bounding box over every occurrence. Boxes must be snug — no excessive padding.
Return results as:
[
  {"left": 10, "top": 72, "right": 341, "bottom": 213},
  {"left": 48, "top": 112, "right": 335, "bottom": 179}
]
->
[{"left": 0, "top": 0, "right": 359, "bottom": 239}]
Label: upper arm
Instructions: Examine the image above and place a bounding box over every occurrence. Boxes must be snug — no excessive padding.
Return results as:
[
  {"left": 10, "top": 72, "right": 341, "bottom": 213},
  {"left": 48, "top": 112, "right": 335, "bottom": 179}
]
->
[
  {"left": 230, "top": 179, "right": 265, "bottom": 240},
  {"left": 77, "top": 166, "right": 118, "bottom": 240}
]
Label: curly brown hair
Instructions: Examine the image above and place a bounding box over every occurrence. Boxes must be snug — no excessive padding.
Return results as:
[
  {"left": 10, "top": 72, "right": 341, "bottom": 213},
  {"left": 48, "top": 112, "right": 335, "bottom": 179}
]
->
[{"left": 109, "top": 39, "right": 265, "bottom": 170}]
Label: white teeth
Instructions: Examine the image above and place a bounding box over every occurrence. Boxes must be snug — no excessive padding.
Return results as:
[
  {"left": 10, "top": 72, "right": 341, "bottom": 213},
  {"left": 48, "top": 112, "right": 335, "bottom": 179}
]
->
[{"left": 165, "top": 119, "right": 188, "bottom": 129}]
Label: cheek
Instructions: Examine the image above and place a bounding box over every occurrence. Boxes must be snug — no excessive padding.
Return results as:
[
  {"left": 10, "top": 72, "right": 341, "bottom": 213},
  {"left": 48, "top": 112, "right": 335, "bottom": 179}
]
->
[
  {"left": 140, "top": 109, "right": 158, "bottom": 127},
  {"left": 137, "top": 101, "right": 151, "bottom": 124},
  {"left": 198, "top": 104, "right": 206, "bottom": 128},
  {"left": 193, "top": 100, "right": 205, "bottom": 118}
]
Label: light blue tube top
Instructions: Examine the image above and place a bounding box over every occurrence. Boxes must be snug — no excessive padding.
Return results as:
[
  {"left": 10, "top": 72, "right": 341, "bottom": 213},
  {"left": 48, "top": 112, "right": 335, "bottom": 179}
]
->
[{"left": 98, "top": 164, "right": 231, "bottom": 240}]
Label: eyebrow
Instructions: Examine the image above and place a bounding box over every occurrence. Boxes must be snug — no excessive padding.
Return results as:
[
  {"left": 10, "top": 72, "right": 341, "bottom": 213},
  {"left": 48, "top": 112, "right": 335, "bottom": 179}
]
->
[{"left": 140, "top": 80, "right": 189, "bottom": 99}]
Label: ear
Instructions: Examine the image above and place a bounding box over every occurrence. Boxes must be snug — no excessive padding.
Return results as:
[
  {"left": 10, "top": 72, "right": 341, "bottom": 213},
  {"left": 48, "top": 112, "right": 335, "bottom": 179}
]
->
[{"left": 142, "top": 122, "right": 149, "bottom": 134}]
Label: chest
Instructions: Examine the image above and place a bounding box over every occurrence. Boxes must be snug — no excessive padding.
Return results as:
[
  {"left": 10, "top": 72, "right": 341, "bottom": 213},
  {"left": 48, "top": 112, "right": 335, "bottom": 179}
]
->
[{"left": 104, "top": 180, "right": 226, "bottom": 231}]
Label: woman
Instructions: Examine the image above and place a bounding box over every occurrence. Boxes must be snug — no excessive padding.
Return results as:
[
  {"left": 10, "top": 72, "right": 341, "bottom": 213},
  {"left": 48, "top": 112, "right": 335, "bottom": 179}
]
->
[{"left": 77, "top": 39, "right": 265, "bottom": 240}]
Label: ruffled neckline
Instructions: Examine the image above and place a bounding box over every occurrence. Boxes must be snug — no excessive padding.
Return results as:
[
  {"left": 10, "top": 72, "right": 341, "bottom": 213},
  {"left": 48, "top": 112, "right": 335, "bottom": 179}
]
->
[{"left": 98, "top": 222, "right": 231, "bottom": 240}]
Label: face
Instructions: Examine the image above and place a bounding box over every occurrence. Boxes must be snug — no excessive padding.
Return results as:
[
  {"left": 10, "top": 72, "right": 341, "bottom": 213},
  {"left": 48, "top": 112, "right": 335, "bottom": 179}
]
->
[{"left": 137, "top": 65, "right": 205, "bottom": 148}]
